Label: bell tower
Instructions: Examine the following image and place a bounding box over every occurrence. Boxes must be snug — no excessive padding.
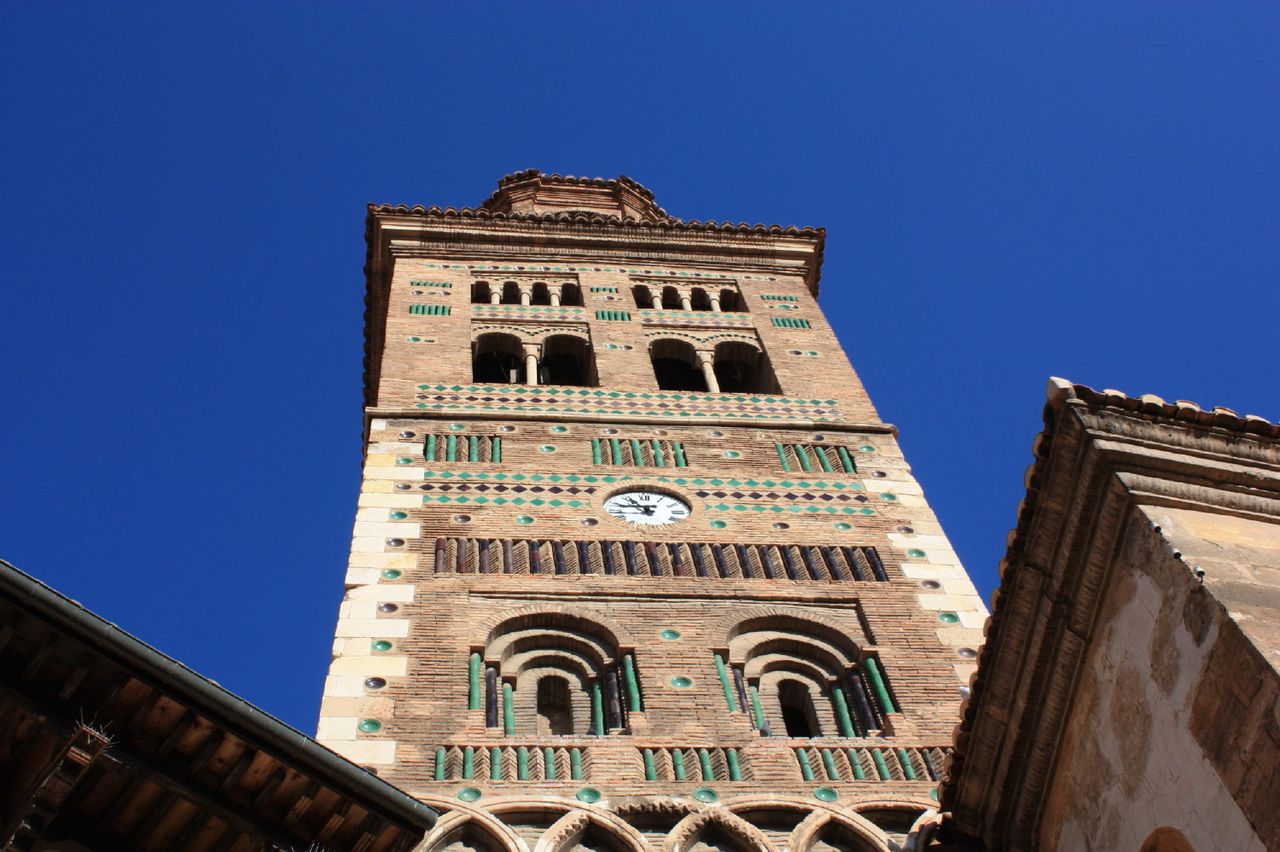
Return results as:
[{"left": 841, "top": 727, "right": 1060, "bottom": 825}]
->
[{"left": 318, "top": 171, "right": 988, "bottom": 850}]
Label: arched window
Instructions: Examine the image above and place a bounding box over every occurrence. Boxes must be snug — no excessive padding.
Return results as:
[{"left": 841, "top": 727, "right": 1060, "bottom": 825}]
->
[
  {"left": 558, "top": 282, "right": 583, "bottom": 306},
  {"left": 660, "top": 286, "right": 683, "bottom": 310},
  {"left": 632, "top": 284, "right": 656, "bottom": 309},
  {"left": 721, "top": 615, "right": 898, "bottom": 738},
  {"left": 476, "top": 613, "right": 643, "bottom": 736},
  {"left": 713, "top": 341, "right": 781, "bottom": 395},
  {"left": 650, "top": 339, "right": 707, "bottom": 392},
  {"left": 719, "top": 288, "right": 746, "bottom": 312},
  {"left": 472, "top": 333, "right": 524, "bottom": 384},
  {"left": 540, "top": 335, "right": 596, "bottom": 387},
  {"left": 778, "top": 678, "right": 823, "bottom": 737},
  {"left": 536, "top": 674, "right": 575, "bottom": 735},
  {"left": 470, "top": 281, "right": 493, "bottom": 304},
  {"left": 530, "top": 282, "right": 552, "bottom": 306},
  {"left": 500, "top": 281, "right": 521, "bottom": 305},
  {"left": 690, "top": 287, "right": 712, "bottom": 311}
]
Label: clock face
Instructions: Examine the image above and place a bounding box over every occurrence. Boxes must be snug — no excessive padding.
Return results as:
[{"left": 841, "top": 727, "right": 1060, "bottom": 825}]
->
[{"left": 603, "top": 490, "right": 691, "bottom": 526}]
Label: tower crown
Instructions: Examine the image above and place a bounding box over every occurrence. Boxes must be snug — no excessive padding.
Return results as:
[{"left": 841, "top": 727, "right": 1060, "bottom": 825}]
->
[{"left": 481, "top": 169, "right": 668, "bottom": 221}]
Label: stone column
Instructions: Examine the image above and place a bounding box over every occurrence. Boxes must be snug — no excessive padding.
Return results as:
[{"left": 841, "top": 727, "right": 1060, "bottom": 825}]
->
[
  {"left": 709, "top": 294, "right": 722, "bottom": 312},
  {"left": 523, "top": 344, "right": 541, "bottom": 386},
  {"left": 519, "top": 284, "right": 531, "bottom": 306},
  {"left": 697, "top": 351, "right": 720, "bottom": 393},
  {"left": 640, "top": 285, "right": 655, "bottom": 308},
  {"left": 489, "top": 288, "right": 501, "bottom": 305},
  {"left": 549, "top": 289, "right": 561, "bottom": 307},
  {"left": 679, "top": 291, "right": 693, "bottom": 311}
]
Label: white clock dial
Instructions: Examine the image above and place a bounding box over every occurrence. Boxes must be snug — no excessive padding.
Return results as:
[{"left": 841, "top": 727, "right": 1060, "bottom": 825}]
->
[{"left": 603, "top": 490, "right": 691, "bottom": 526}]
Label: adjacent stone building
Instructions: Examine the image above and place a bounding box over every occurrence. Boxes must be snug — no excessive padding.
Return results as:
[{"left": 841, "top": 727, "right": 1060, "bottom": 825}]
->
[
  {"left": 316, "top": 171, "right": 989, "bottom": 850},
  {"left": 942, "top": 379, "right": 1280, "bottom": 851}
]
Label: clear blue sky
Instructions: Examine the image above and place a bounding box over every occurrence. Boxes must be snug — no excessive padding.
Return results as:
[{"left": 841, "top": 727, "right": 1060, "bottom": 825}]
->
[{"left": 2, "top": 3, "right": 1276, "bottom": 733}]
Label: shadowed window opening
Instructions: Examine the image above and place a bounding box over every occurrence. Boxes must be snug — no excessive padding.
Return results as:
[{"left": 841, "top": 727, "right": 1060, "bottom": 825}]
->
[
  {"left": 540, "top": 335, "right": 596, "bottom": 387},
  {"left": 472, "top": 333, "right": 524, "bottom": 384},
  {"left": 779, "top": 679, "right": 822, "bottom": 738},
  {"left": 650, "top": 339, "right": 706, "bottom": 392},
  {"left": 536, "top": 675, "right": 574, "bottom": 735},
  {"left": 713, "top": 341, "right": 781, "bottom": 395}
]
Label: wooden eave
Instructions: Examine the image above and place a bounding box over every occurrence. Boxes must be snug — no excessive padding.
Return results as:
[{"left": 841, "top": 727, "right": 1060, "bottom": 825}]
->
[{"left": 0, "top": 559, "right": 436, "bottom": 851}]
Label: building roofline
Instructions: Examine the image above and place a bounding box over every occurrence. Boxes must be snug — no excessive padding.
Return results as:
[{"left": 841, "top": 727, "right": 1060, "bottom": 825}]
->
[{"left": 0, "top": 558, "right": 438, "bottom": 832}]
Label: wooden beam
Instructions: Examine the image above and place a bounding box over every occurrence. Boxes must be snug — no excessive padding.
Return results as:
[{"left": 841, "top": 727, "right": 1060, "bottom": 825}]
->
[{"left": 1, "top": 725, "right": 109, "bottom": 850}]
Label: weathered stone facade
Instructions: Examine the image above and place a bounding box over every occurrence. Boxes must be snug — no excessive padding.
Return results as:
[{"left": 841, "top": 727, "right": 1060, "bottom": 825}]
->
[
  {"left": 943, "top": 380, "right": 1280, "bottom": 851},
  {"left": 318, "top": 172, "right": 988, "bottom": 851}
]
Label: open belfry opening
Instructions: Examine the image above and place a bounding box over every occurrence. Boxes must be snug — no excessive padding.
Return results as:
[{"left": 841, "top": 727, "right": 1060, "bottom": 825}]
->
[{"left": 319, "top": 170, "right": 988, "bottom": 850}]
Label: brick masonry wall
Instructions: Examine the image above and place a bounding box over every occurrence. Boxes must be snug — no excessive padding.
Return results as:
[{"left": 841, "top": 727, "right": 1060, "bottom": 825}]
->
[{"left": 323, "top": 195, "right": 987, "bottom": 849}]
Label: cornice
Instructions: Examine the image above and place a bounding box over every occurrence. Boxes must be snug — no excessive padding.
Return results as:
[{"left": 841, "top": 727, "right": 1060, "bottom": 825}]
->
[{"left": 940, "top": 378, "right": 1280, "bottom": 848}]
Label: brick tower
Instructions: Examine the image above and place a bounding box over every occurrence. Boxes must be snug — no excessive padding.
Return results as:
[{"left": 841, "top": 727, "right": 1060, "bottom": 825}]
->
[{"left": 318, "top": 171, "right": 987, "bottom": 851}]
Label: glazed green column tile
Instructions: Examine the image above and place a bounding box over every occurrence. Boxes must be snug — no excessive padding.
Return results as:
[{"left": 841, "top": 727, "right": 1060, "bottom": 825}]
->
[
  {"left": 837, "top": 446, "right": 856, "bottom": 473},
  {"left": 846, "top": 749, "right": 866, "bottom": 780},
  {"left": 896, "top": 749, "right": 917, "bottom": 780},
  {"left": 425, "top": 434, "right": 437, "bottom": 462},
  {"left": 462, "top": 746, "right": 475, "bottom": 779},
  {"left": 795, "top": 444, "right": 813, "bottom": 472},
  {"left": 713, "top": 654, "right": 738, "bottom": 711},
  {"left": 434, "top": 747, "right": 447, "bottom": 781},
  {"left": 570, "top": 748, "right": 583, "bottom": 780},
  {"left": 502, "top": 683, "right": 516, "bottom": 735},
  {"left": 492, "top": 437, "right": 501, "bottom": 462},
  {"left": 609, "top": 439, "right": 623, "bottom": 466},
  {"left": 816, "top": 447, "right": 834, "bottom": 472},
  {"left": 698, "top": 748, "right": 714, "bottom": 782},
  {"left": 673, "top": 442, "right": 688, "bottom": 467},
  {"left": 863, "top": 657, "right": 897, "bottom": 713},
  {"left": 490, "top": 747, "right": 503, "bottom": 781},
  {"left": 749, "top": 686, "right": 766, "bottom": 732},
  {"left": 821, "top": 748, "right": 839, "bottom": 781},
  {"left": 591, "top": 681, "right": 605, "bottom": 735},
  {"left": 591, "top": 438, "right": 602, "bottom": 465},
  {"left": 643, "top": 748, "right": 657, "bottom": 781},
  {"left": 831, "top": 685, "right": 855, "bottom": 738},
  {"left": 726, "top": 748, "right": 743, "bottom": 781},
  {"left": 871, "top": 748, "right": 891, "bottom": 780},
  {"left": 468, "top": 653, "right": 482, "bottom": 710},
  {"left": 774, "top": 443, "right": 791, "bottom": 471},
  {"left": 517, "top": 746, "right": 530, "bottom": 780},
  {"left": 468, "top": 435, "right": 479, "bottom": 462},
  {"left": 622, "top": 655, "right": 642, "bottom": 712},
  {"left": 672, "top": 749, "right": 687, "bottom": 781},
  {"left": 651, "top": 439, "right": 665, "bottom": 467},
  {"left": 544, "top": 748, "right": 557, "bottom": 780},
  {"left": 629, "top": 438, "right": 644, "bottom": 465},
  {"left": 796, "top": 748, "right": 815, "bottom": 781}
]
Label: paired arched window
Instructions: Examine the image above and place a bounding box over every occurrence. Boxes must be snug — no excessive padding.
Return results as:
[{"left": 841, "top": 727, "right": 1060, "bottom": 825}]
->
[
  {"left": 715, "top": 616, "right": 899, "bottom": 738},
  {"left": 470, "top": 613, "right": 643, "bottom": 736},
  {"left": 471, "top": 333, "right": 596, "bottom": 387},
  {"left": 648, "top": 338, "right": 781, "bottom": 394}
]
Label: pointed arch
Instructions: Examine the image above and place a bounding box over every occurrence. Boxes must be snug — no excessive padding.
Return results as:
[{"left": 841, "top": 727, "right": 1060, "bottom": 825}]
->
[{"left": 664, "top": 808, "right": 773, "bottom": 852}]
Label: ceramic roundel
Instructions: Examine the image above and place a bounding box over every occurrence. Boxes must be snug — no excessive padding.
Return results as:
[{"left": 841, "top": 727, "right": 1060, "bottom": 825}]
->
[{"left": 603, "top": 490, "right": 691, "bottom": 526}]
